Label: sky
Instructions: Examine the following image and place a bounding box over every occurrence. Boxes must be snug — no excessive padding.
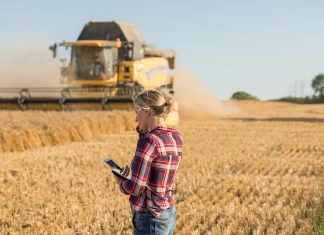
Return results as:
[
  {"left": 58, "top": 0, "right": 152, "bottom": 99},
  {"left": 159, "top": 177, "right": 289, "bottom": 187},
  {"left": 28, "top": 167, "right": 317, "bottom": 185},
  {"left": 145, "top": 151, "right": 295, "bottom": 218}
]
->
[{"left": 1, "top": 0, "right": 324, "bottom": 100}]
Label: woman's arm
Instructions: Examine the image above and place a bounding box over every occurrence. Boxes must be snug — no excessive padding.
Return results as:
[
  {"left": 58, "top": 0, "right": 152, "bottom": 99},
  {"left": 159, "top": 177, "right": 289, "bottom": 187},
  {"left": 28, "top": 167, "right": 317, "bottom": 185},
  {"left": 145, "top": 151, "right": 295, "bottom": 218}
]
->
[{"left": 120, "top": 136, "right": 157, "bottom": 196}]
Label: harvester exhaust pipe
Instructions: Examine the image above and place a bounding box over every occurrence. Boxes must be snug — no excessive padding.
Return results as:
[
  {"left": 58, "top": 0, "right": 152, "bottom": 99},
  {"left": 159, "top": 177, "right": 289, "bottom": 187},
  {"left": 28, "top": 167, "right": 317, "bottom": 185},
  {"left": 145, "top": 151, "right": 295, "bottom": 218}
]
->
[{"left": 49, "top": 43, "right": 57, "bottom": 58}]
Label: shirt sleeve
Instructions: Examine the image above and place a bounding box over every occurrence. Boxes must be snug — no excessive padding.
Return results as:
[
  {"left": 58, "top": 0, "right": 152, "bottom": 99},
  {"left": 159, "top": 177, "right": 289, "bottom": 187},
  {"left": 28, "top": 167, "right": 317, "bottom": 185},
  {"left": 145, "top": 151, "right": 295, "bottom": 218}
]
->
[{"left": 121, "top": 135, "right": 157, "bottom": 196}]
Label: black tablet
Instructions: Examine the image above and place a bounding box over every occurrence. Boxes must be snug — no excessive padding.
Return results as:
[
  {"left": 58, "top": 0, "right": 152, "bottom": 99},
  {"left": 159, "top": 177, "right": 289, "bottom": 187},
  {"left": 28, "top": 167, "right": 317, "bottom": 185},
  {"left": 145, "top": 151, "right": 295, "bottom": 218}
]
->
[
  {"left": 104, "top": 158, "right": 122, "bottom": 171},
  {"left": 104, "top": 158, "right": 130, "bottom": 180}
]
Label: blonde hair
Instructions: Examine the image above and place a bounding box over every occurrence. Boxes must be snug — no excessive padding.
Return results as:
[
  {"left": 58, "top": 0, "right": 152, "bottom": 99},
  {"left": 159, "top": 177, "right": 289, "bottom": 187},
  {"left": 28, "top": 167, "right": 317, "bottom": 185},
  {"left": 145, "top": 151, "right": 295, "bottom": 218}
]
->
[{"left": 132, "top": 89, "right": 173, "bottom": 117}]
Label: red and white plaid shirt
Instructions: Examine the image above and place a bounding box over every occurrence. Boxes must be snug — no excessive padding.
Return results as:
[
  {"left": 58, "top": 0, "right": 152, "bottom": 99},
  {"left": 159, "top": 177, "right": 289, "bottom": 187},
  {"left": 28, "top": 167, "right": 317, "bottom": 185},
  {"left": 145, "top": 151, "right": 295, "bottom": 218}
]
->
[{"left": 121, "top": 126, "right": 183, "bottom": 217}]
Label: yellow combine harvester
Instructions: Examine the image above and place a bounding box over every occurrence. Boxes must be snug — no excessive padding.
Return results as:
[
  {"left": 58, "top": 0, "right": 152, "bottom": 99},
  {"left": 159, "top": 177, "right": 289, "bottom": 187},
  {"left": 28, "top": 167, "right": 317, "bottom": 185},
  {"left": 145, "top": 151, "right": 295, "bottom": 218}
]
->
[{"left": 0, "top": 21, "right": 178, "bottom": 125}]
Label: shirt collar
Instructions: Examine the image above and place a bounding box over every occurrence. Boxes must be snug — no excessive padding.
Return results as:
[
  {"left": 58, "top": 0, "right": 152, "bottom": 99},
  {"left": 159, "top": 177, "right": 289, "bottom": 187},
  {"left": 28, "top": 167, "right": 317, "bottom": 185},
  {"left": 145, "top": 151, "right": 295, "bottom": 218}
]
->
[{"left": 149, "top": 126, "right": 176, "bottom": 133}]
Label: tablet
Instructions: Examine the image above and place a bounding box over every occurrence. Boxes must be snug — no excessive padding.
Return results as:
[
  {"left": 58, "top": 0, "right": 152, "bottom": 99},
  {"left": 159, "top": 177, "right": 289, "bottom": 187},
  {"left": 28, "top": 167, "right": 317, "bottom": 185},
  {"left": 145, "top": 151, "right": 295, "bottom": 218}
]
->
[
  {"left": 104, "top": 158, "right": 122, "bottom": 171},
  {"left": 104, "top": 158, "right": 131, "bottom": 180}
]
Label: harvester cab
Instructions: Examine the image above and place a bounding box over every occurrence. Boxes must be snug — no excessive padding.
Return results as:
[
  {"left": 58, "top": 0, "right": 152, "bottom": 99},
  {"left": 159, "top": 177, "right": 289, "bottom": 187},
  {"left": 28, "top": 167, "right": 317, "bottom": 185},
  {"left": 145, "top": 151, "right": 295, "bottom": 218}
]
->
[{"left": 50, "top": 39, "right": 121, "bottom": 84}]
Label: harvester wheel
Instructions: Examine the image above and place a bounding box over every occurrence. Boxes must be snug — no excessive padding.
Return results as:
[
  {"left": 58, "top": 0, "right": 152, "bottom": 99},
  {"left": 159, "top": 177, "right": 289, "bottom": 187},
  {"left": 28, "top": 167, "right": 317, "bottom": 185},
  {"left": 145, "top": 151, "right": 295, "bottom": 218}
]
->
[
  {"left": 18, "top": 89, "right": 31, "bottom": 110},
  {"left": 102, "top": 87, "right": 112, "bottom": 110},
  {"left": 59, "top": 88, "right": 71, "bottom": 111}
]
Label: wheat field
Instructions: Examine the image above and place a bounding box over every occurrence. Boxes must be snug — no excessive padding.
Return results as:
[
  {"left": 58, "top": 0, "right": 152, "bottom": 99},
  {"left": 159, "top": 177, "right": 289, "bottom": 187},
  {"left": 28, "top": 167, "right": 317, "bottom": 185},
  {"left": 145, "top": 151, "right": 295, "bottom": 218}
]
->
[{"left": 0, "top": 101, "right": 323, "bottom": 234}]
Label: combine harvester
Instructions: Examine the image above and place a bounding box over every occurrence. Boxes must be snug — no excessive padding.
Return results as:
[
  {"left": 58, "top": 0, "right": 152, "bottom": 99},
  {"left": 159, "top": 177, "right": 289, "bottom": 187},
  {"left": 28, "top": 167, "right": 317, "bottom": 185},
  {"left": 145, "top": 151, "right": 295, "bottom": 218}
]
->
[
  {"left": 0, "top": 21, "right": 175, "bottom": 117},
  {"left": 0, "top": 21, "right": 178, "bottom": 124}
]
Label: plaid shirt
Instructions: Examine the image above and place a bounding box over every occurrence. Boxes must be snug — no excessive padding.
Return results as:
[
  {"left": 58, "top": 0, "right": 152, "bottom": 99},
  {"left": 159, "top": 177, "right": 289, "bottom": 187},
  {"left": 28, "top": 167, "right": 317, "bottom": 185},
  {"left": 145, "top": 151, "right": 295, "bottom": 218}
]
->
[{"left": 121, "top": 126, "right": 183, "bottom": 217}]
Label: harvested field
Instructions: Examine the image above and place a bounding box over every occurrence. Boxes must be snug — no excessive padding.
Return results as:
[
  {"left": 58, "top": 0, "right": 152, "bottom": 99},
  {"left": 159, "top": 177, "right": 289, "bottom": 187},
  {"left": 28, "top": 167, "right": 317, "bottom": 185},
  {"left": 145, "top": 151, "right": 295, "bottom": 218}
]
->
[{"left": 0, "top": 101, "right": 323, "bottom": 234}]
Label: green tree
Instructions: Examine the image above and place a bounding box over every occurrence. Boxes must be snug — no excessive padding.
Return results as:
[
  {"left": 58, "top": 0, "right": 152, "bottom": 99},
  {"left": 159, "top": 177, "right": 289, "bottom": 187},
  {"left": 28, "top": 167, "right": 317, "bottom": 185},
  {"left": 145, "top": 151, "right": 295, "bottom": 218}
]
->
[
  {"left": 231, "top": 91, "right": 258, "bottom": 100},
  {"left": 312, "top": 74, "right": 324, "bottom": 97}
]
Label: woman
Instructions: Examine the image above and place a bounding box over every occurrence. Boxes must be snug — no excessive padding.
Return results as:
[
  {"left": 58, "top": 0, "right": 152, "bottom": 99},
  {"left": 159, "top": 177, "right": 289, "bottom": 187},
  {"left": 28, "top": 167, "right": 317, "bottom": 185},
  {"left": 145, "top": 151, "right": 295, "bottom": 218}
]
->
[{"left": 114, "top": 89, "right": 183, "bottom": 235}]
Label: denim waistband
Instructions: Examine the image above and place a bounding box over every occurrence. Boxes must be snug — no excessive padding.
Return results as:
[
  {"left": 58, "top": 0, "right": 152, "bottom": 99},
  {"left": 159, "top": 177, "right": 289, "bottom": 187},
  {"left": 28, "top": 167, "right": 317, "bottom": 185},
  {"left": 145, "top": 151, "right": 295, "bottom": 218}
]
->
[{"left": 134, "top": 205, "right": 175, "bottom": 214}]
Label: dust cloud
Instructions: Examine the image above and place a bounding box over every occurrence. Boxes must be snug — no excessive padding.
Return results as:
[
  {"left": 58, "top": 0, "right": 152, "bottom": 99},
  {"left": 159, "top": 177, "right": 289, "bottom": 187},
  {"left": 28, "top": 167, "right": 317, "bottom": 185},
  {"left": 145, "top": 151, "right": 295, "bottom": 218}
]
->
[
  {"left": 0, "top": 41, "right": 63, "bottom": 88},
  {"left": 173, "top": 68, "right": 240, "bottom": 118}
]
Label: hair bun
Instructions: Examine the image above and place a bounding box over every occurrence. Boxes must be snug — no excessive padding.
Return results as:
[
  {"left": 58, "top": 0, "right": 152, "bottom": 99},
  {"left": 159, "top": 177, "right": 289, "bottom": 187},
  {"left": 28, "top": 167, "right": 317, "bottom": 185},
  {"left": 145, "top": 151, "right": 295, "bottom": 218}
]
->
[{"left": 161, "top": 97, "right": 173, "bottom": 116}]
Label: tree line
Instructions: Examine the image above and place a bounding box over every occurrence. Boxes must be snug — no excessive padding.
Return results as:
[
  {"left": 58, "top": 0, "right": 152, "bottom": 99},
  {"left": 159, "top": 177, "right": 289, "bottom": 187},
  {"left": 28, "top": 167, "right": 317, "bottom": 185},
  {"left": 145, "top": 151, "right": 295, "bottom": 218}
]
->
[{"left": 231, "top": 74, "right": 324, "bottom": 103}]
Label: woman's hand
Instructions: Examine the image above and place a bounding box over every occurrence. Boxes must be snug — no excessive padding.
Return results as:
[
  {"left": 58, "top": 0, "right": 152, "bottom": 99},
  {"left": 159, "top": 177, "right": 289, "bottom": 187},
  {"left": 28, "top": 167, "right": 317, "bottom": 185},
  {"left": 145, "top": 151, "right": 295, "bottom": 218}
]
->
[
  {"left": 120, "top": 165, "right": 130, "bottom": 178},
  {"left": 136, "top": 125, "right": 147, "bottom": 135},
  {"left": 113, "top": 165, "right": 130, "bottom": 184},
  {"left": 114, "top": 165, "right": 130, "bottom": 194},
  {"left": 136, "top": 125, "right": 140, "bottom": 133},
  {"left": 113, "top": 174, "right": 123, "bottom": 185}
]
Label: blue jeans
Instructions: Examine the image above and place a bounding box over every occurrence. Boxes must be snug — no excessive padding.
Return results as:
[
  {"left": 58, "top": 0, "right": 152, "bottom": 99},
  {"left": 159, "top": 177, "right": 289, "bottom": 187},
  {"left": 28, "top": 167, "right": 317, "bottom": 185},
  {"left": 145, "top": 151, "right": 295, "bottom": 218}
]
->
[{"left": 132, "top": 206, "right": 176, "bottom": 235}]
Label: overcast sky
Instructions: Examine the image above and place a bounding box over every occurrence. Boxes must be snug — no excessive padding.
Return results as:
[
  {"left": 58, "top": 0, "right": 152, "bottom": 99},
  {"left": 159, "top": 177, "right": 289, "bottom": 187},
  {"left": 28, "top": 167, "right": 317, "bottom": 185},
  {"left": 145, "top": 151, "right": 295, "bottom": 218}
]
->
[{"left": 1, "top": 0, "right": 324, "bottom": 100}]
